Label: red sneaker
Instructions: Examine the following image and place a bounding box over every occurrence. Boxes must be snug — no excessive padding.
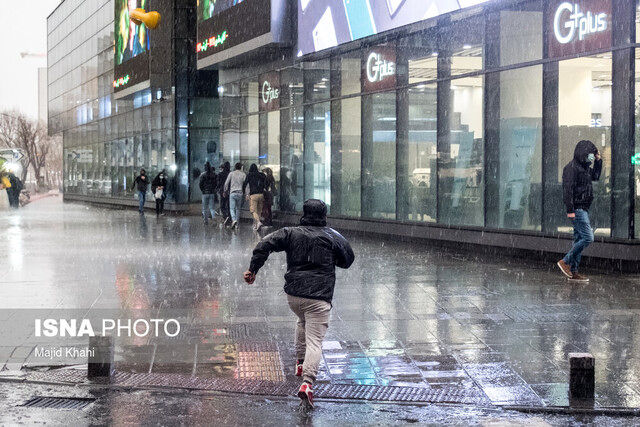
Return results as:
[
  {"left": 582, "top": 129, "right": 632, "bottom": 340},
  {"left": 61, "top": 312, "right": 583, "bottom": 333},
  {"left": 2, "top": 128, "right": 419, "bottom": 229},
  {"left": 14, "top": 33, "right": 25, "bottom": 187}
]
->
[
  {"left": 295, "top": 360, "right": 303, "bottom": 377},
  {"left": 297, "top": 382, "right": 314, "bottom": 408}
]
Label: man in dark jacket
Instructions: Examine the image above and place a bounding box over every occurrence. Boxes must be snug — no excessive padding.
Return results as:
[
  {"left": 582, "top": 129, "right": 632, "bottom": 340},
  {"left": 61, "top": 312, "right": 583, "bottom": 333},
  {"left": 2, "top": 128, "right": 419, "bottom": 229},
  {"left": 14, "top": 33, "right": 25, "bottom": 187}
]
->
[
  {"left": 243, "top": 163, "right": 267, "bottom": 230},
  {"left": 243, "top": 199, "right": 354, "bottom": 408},
  {"left": 199, "top": 162, "right": 218, "bottom": 224},
  {"left": 218, "top": 162, "right": 231, "bottom": 225},
  {"left": 6, "top": 172, "right": 22, "bottom": 208},
  {"left": 132, "top": 168, "right": 149, "bottom": 214},
  {"left": 557, "top": 140, "right": 602, "bottom": 282}
]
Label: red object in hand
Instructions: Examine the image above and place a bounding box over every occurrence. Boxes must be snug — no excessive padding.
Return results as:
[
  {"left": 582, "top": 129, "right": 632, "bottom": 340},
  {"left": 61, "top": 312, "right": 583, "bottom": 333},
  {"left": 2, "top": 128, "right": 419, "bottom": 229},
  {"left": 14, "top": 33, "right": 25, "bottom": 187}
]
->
[{"left": 243, "top": 271, "right": 256, "bottom": 284}]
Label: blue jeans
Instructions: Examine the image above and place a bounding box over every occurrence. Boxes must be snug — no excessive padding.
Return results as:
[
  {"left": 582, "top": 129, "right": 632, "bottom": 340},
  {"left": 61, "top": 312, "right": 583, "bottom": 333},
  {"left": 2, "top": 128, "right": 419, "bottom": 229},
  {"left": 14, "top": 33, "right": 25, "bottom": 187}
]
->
[
  {"left": 229, "top": 192, "right": 243, "bottom": 222},
  {"left": 202, "top": 193, "right": 215, "bottom": 220},
  {"left": 138, "top": 191, "right": 146, "bottom": 213},
  {"left": 562, "top": 209, "right": 594, "bottom": 273}
]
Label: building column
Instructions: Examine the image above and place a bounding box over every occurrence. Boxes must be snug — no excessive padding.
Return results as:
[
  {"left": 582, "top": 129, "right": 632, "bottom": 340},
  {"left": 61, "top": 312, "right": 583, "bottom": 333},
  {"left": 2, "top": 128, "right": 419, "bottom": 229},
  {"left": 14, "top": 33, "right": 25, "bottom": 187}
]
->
[
  {"left": 611, "top": 0, "right": 635, "bottom": 238},
  {"left": 484, "top": 11, "right": 501, "bottom": 228},
  {"left": 396, "top": 49, "right": 410, "bottom": 221}
]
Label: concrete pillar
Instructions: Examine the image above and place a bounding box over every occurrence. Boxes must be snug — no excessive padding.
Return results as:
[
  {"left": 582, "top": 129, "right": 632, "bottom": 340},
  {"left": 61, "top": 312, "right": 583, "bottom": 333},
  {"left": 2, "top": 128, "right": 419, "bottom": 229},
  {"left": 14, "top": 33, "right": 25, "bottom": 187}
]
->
[
  {"left": 88, "top": 335, "right": 114, "bottom": 380},
  {"left": 569, "top": 352, "right": 595, "bottom": 400}
]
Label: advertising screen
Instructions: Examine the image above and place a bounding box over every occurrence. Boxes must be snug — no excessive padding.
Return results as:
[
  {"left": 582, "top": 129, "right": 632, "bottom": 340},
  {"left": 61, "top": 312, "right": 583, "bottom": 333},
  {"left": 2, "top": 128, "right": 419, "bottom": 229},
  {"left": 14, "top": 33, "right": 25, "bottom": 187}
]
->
[
  {"left": 298, "top": 0, "right": 492, "bottom": 55},
  {"left": 115, "top": 0, "right": 151, "bottom": 66},
  {"left": 198, "top": 0, "right": 246, "bottom": 22},
  {"left": 197, "top": 0, "right": 271, "bottom": 61},
  {"left": 114, "top": 0, "right": 152, "bottom": 92}
]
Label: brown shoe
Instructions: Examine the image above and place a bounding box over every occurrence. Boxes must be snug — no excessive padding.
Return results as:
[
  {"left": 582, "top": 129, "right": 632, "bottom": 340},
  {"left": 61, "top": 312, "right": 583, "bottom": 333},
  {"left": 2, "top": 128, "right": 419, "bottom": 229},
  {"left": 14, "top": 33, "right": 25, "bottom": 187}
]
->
[
  {"left": 568, "top": 273, "right": 589, "bottom": 283},
  {"left": 557, "top": 260, "right": 572, "bottom": 278}
]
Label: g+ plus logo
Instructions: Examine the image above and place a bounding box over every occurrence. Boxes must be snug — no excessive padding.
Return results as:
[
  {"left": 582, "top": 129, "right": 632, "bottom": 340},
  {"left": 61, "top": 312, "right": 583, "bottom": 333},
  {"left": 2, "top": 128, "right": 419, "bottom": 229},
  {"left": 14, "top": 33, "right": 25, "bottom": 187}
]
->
[
  {"left": 553, "top": 2, "right": 607, "bottom": 44},
  {"left": 366, "top": 52, "right": 395, "bottom": 83},
  {"left": 262, "top": 81, "right": 279, "bottom": 104}
]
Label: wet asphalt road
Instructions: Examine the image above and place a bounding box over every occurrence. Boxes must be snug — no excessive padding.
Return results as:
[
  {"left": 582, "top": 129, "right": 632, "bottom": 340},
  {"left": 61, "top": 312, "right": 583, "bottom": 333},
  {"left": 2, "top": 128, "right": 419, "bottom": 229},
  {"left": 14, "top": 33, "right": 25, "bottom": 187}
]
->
[{"left": 1, "top": 197, "right": 640, "bottom": 423}]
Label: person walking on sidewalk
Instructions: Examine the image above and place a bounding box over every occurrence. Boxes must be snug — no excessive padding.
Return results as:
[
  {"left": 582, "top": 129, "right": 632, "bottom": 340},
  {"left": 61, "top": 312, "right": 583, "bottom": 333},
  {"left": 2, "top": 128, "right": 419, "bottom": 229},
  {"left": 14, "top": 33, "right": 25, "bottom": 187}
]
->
[
  {"left": 6, "top": 172, "right": 23, "bottom": 209},
  {"left": 200, "top": 162, "right": 218, "bottom": 225},
  {"left": 262, "top": 167, "right": 276, "bottom": 226},
  {"left": 218, "top": 161, "right": 231, "bottom": 226},
  {"left": 223, "top": 162, "right": 246, "bottom": 229},
  {"left": 557, "top": 140, "right": 602, "bottom": 283},
  {"left": 243, "top": 163, "right": 267, "bottom": 231},
  {"left": 243, "top": 199, "right": 355, "bottom": 409},
  {"left": 132, "top": 168, "right": 149, "bottom": 214},
  {"left": 151, "top": 170, "right": 167, "bottom": 216}
]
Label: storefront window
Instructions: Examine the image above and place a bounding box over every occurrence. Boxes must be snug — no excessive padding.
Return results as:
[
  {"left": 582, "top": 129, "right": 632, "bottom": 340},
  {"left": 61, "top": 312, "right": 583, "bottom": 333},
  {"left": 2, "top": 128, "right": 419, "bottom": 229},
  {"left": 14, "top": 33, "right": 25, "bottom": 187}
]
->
[
  {"left": 498, "top": 1, "right": 542, "bottom": 67},
  {"left": 332, "top": 96, "right": 361, "bottom": 217},
  {"left": 404, "top": 85, "right": 437, "bottom": 222},
  {"left": 304, "top": 102, "right": 331, "bottom": 206},
  {"left": 339, "top": 53, "right": 361, "bottom": 96},
  {"left": 635, "top": 49, "right": 640, "bottom": 238},
  {"left": 265, "top": 110, "right": 280, "bottom": 211},
  {"left": 439, "top": 77, "right": 484, "bottom": 226},
  {"left": 239, "top": 115, "right": 259, "bottom": 166},
  {"left": 221, "top": 118, "right": 240, "bottom": 166},
  {"left": 443, "top": 15, "right": 484, "bottom": 77},
  {"left": 557, "top": 54, "right": 612, "bottom": 236},
  {"left": 362, "top": 91, "right": 396, "bottom": 219},
  {"left": 241, "top": 79, "right": 259, "bottom": 114},
  {"left": 280, "top": 106, "right": 304, "bottom": 212},
  {"left": 498, "top": 66, "right": 543, "bottom": 230},
  {"left": 304, "top": 59, "right": 330, "bottom": 102}
]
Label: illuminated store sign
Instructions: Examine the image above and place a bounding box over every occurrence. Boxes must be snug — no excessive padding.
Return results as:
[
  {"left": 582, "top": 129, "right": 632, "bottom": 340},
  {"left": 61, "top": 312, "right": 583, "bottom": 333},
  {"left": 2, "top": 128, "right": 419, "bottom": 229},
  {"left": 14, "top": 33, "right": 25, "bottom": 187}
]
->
[
  {"left": 547, "top": 0, "right": 611, "bottom": 58},
  {"left": 362, "top": 47, "right": 396, "bottom": 92},
  {"left": 366, "top": 52, "right": 395, "bottom": 83},
  {"left": 113, "top": 75, "right": 131, "bottom": 88},
  {"left": 196, "top": 31, "right": 229, "bottom": 52},
  {"left": 259, "top": 72, "right": 280, "bottom": 111},
  {"left": 553, "top": 2, "right": 607, "bottom": 44}
]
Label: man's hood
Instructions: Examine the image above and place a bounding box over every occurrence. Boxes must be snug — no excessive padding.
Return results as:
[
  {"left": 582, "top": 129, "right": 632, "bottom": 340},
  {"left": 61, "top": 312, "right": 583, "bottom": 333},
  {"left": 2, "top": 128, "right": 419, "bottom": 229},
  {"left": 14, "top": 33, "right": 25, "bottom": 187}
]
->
[
  {"left": 573, "top": 140, "right": 597, "bottom": 165},
  {"left": 300, "top": 199, "right": 327, "bottom": 226}
]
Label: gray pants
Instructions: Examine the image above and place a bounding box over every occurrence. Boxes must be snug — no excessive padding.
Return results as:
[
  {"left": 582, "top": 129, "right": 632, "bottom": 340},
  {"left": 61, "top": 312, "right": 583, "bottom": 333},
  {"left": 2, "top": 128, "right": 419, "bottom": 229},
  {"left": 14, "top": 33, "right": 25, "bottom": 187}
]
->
[{"left": 286, "top": 294, "right": 331, "bottom": 384}]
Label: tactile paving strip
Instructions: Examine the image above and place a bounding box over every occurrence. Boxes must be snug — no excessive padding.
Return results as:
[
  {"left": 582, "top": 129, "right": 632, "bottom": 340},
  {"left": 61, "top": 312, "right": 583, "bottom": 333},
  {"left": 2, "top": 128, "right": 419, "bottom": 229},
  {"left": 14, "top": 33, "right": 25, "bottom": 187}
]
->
[{"left": 23, "top": 369, "right": 488, "bottom": 405}]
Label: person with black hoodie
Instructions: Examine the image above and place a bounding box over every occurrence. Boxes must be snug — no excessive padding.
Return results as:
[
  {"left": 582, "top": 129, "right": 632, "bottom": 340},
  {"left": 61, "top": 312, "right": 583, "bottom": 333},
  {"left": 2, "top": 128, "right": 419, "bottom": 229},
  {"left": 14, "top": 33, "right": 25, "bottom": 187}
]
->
[
  {"left": 132, "top": 168, "right": 149, "bottom": 214},
  {"left": 6, "top": 172, "right": 23, "bottom": 208},
  {"left": 218, "top": 162, "right": 231, "bottom": 225},
  {"left": 199, "top": 162, "right": 218, "bottom": 225},
  {"left": 557, "top": 140, "right": 602, "bottom": 283},
  {"left": 151, "top": 170, "right": 167, "bottom": 216},
  {"left": 243, "top": 199, "right": 355, "bottom": 409}
]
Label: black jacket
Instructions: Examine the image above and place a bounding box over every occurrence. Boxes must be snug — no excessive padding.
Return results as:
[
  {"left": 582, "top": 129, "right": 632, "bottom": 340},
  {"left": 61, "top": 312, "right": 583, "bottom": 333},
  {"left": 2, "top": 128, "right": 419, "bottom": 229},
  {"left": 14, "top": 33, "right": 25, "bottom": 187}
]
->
[
  {"left": 249, "top": 203, "right": 355, "bottom": 304},
  {"left": 243, "top": 171, "right": 267, "bottom": 196},
  {"left": 199, "top": 171, "right": 218, "bottom": 194},
  {"left": 133, "top": 174, "right": 149, "bottom": 192},
  {"left": 562, "top": 140, "right": 602, "bottom": 214},
  {"left": 218, "top": 170, "right": 230, "bottom": 195},
  {"left": 151, "top": 174, "right": 167, "bottom": 198}
]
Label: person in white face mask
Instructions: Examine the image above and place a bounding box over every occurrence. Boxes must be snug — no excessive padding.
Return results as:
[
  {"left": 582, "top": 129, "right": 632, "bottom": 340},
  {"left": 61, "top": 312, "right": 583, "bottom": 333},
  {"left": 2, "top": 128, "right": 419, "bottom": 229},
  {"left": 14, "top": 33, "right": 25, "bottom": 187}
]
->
[{"left": 557, "top": 140, "right": 602, "bottom": 283}]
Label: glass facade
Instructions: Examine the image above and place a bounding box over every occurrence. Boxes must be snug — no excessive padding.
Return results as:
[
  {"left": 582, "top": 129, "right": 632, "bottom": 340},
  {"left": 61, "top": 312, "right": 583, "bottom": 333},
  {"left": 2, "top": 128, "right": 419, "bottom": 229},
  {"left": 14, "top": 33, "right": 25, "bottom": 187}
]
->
[
  {"left": 50, "top": 0, "right": 182, "bottom": 203},
  {"left": 50, "top": 0, "right": 640, "bottom": 243},
  {"left": 215, "top": 0, "right": 639, "bottom": 241}
]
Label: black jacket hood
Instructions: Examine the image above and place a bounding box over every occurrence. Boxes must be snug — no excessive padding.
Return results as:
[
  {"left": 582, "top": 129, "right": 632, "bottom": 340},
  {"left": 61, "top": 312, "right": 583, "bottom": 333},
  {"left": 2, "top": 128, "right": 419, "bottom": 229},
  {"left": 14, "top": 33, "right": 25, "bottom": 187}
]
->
[
  {"left": 573, "top": 140, "right": 597, "bottom": 165},
  {"left": 300, "top": 199, "right": 327, "bottom": 226}
]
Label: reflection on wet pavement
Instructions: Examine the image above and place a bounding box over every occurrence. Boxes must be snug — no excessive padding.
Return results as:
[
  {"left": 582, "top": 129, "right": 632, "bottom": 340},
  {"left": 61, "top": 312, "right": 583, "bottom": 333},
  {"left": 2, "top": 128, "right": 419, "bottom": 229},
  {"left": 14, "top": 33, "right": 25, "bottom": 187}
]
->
[{"left": 2, "top": 198, "right": 640, "bottom": 408}]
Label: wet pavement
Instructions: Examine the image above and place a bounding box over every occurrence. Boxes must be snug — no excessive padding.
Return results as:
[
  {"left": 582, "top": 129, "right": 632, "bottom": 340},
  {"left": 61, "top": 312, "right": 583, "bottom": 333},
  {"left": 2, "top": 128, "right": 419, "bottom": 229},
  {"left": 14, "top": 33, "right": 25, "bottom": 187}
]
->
[{"left": 2, "top": 198, "right": 640, "bottom": 417}]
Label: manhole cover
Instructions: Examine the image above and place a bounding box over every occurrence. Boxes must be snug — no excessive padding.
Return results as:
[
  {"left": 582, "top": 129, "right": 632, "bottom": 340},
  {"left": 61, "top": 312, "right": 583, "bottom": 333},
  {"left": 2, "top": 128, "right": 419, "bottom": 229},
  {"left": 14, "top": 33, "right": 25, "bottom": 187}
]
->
[{"left": 20, "top": 396, "right": 95, "bottom": 410}]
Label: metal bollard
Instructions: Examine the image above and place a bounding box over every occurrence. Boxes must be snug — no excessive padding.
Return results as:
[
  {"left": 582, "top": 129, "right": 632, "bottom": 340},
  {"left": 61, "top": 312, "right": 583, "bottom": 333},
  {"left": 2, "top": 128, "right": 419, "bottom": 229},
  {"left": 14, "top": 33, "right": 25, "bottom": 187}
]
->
[
  {"left": 569, "top": 352, "right": 595, "bottom": 400},
  {"left": 88, "top": 335, "right": 114, "bottom": 380}
]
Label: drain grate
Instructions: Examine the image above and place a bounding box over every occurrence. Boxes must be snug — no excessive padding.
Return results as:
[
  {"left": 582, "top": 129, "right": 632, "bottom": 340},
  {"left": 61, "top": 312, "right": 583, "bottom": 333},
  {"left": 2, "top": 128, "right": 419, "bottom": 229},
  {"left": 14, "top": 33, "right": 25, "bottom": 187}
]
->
[{"left": 21, "top": 396, "right": 95, "bottom": 410}]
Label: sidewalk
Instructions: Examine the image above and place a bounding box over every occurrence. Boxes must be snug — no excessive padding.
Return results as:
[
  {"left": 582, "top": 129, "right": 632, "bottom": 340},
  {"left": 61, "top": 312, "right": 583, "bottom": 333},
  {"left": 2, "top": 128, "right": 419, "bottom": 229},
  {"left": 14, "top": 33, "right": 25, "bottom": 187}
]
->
[{"left": 1, "top": 197, "right": 640, "bottom": 411}]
